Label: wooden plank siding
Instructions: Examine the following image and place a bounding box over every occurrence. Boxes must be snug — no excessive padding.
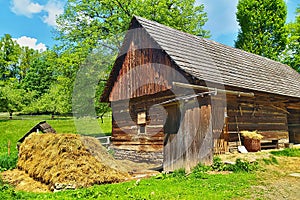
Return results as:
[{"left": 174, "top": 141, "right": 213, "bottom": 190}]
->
[
  {"left": 225, "top": 92, "right": 289, "bottom": 142},
  {"left": 111, "top": 91, "right": 176, "bottom": 152},
  {"left": 109, "top": 24, "right": 188, "bottom": 102},
  {"left": 288, "top": 109, "right": 300, "bottom": 144},
  {"left": 163, "top": 103, "right": 213, "bottom": 172}
]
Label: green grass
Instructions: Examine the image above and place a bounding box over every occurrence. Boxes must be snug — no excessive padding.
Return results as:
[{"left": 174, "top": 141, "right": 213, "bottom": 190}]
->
[
  {"left": 0, "top": 114, "right": 112, "bottom": 156},
  {"left": 0, "top": 172, "right": 257, "bottom": 199},
  {"left": 0, "top": 114, "right": 261, "bottom": 199},
  {"left": 270, "top": 148, "right": 300, "bottom": 157}
]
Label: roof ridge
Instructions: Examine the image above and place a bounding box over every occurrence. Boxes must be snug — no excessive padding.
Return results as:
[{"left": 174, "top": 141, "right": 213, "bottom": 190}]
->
[{"left": 134, "top": 15, "right": 294, "bottom": 70}]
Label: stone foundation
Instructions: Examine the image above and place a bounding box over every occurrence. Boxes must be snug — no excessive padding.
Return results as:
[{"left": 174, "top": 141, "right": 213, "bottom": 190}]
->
[{"left": 111, "top": 148, "right": 163, "bottom": 165}]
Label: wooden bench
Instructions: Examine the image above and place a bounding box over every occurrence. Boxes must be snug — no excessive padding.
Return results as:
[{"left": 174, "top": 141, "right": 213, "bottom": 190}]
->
[
  {"left": 96, "top": 136, "right": 111, "bottom": 146},
  {"left": 260, "top": 139, "right": 278, "bottom": 149}
]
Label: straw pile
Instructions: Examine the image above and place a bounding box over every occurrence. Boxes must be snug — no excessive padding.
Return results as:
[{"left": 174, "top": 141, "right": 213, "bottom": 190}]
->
[
  {"left": 17, "top": 133, "right": 129, "bottom": 190},
  {"left": 1, "top": 169, "right": 50, "bottom": 193}
]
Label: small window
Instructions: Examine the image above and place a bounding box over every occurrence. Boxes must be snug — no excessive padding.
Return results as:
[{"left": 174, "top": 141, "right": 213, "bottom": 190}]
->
[
  {"left": 137, "top": 111, "right": 146, "bottom": 125},
  {"left": 139, "top": 125, "right": 146, "bottom": 134}
]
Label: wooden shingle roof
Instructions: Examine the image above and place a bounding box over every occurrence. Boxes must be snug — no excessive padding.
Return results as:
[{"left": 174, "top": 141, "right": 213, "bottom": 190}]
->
[
  {"left": 18, "top": 121, "right": 56, "bottom": 144},
  {"left": 134, "top": 16, "right": 300, "bottom": 98}
]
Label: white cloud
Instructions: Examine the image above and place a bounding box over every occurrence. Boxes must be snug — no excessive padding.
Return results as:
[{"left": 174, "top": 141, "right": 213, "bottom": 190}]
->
[
  {"left": 11, "top": 0, "right": 43, "bottom": 18},
  {"left": 199, "top": 0, "right": 239, "bottom": 37},
  {"left": 10, "top": 0, "right": 64, "bottom": 27},
  {"left": 14, "top": 36, "right": 47, "bottom": 52},
  {"left": 42, "top": 0, "right": 64, "bottom": 27}
]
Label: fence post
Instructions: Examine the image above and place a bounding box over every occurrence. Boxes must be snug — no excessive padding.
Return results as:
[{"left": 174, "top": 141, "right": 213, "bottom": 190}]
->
[{"left": 8, "top": 140, "right": 11, "bottom": 156}]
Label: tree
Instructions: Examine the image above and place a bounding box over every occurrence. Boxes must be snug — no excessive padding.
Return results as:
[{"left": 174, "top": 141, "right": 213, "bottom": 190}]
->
[
  {"left": 24, "top": 78, "right": 72, "bottom": 118},
  {"left": 72, "top": 46, "right": 113, "bottom": 120},
  {"left": 56, "top": 0, "right": 209, "bottom": 48},
  {"left": 0, "top": 34, "right": 21, "bottom": 81},
  {"left": 18, "top": 47, "right": 38, "bottom": 81},
  {"left": 0, "top": 81, "right": 35, "bottom": 119},
  {"left": 235, "top": 0, "right": 287, "bottom": 60},
  {"left": 22, "top": 50, "right": 57, "bottom": 96},
  {"left": 55, "top": 0, "right": 210, "bottom": 118},
  {"left": 282, "top": 6, "right": 300, "bottom": 72}
]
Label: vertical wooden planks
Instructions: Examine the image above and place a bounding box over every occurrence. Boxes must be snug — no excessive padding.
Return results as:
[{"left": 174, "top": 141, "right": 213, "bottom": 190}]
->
[{"left": 163, "top": 102, "right": 213, "bottom": 172}]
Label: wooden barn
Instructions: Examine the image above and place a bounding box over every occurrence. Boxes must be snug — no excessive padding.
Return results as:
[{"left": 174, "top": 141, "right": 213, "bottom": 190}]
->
[{"left": 101, "top": 16, "right": 300, "bottom": 172}]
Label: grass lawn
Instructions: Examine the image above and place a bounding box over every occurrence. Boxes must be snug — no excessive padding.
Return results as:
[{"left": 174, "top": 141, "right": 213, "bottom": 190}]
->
[
  {"left": 0, "top": 113, "right": 112, "bottom": 156},
  {"left": 1, "top": 114, "right": 299, "bottom": 199},
  {"left": 1, "top": 172, "right": 257, "bottom": 199}
]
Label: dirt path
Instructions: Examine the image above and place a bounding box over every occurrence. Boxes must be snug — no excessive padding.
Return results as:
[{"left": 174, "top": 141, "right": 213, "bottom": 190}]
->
[
  {"left": 252, "top": 176, "right": 300, "bottom": 200},
  {"left": 220, "top": 151, "right": 300, "bottom": 200}
]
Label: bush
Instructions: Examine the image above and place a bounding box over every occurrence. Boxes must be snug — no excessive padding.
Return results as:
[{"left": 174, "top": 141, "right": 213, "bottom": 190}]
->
[
  {"left": 0, "top": 152, "right": 18, "bottom": 172},
  {"left": 211, "top": 157, "right": 226, "bottom": 171},
  {"left": 171, "top": 168, "right": 186, "bottom": 178},
  {"left": 227, "top": 159, "right": 259, "bottom": 173},
  {"left": 191, "top": 163, "right": 211, "bottom": 179},
  {"left": 270, "top": 148, "right": 300, "bottom": 157}
]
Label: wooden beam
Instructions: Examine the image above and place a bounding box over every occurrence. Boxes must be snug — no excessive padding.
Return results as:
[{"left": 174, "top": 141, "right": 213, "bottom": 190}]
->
[
  {"left": 271, "top": 105, "right": 290, "bottom": 115},
  {"left": 173, "top": 82, "right": 255, "bottom": 97}
]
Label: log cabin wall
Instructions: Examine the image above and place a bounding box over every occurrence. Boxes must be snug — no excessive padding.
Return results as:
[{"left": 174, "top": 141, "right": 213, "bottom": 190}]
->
[
  {"left": 225, "top": 91, "right": 289, "bottom": 146},
  {"left": 111, "top": 91, "right": 176, "bottom": 153},
  {"left": 111, "top": 90, "right": 191, "bottom": 164},
  {"left": 109, "top": 23, "right": 189, "bottom": 102},
  {"left": 287, "top": 109, "right": 300, "bottom": 144},
  {"left": 108, "top": 24, "right": 197, "bottom": 163}
]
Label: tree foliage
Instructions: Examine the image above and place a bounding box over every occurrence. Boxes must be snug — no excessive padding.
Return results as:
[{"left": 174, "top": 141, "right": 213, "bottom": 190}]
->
[
  {"left": 282, "top": 6, "right": 300, "bottom": 72},
  {"left": 0, "top": 34, "right": 21, "bottom": 81},
  {"left": 21, "top": 50, "right": 57, "bottom": 96},
  {"left": 235, "top": 0, "right": 287, "bottom": 60},
  {"left": 56, "top": 0, "right": 209, "bottom": 48},
  {"left": 0, "top": 81, "right": 35, "bottom": 119},
  {"left": 23, "top": 78, "right": 72, "bottom": 116}
]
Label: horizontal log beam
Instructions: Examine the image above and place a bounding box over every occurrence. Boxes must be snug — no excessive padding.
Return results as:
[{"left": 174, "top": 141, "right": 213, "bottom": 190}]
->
[{"left": 173, "top": 82, "right": 255, "bottom": 97}]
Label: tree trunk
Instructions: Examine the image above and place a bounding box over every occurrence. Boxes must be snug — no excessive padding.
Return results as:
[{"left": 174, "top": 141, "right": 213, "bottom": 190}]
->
[
  {"left": 9, "top": 112, "right": 13, "bottom": 120},
  {"left": 51, "top": 113, "right": 55, "bottom": 120},
  {"left": 100, "top": 113, "right": 105, "bottom": 123}
]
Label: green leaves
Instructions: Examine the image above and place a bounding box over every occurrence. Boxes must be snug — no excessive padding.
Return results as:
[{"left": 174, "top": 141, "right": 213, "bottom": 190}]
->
[
  {"left": 282, "top": 6, "right": 300, "bottom": 72},
  {"left": 0, "top": 34, "right": 21, "bottom": 81},
  {"left": 235, "top": 0, "right": 287, "bottom": 61},
  {"left": 56, "top": 0, "right": 210, "bottom": 49}
]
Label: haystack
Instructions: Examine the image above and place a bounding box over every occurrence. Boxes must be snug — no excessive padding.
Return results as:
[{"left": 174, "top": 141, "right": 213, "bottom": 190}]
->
[{"left": 17, "top": 133, "right": 129, "bottom": 190}]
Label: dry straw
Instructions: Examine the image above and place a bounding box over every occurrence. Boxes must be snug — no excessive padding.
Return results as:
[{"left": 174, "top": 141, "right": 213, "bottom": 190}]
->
[
  {"left": 241, "top": 130, "right": 264, "bottom": 140},
  {"left": 17, "top": 133, "right": 129, "bottom": 190}
]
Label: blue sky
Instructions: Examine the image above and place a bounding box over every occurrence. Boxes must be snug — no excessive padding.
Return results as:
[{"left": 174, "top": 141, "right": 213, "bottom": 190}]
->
[
  {"left": 0, "top": 0, "right": 65, "bottom": 51},
  {"left": 200, "top": 0, "right": 299, "bottom": 46},
  {"left": 0, "top": 0, "right": 298, "bottom": 51}
]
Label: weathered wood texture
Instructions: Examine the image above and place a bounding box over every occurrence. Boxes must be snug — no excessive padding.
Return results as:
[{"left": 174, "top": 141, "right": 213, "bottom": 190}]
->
[
  {"left": 163, "top": 96, "right": 225, "bottom": 172},
  {"left": 108, "top": 26, "right": 188, "bottom": 102},
  {"left": 288, "top": 109, "right": 300, "bottom": 144},
  {"left": 163, "top": 103, "right": 212, "bottom": 173},
  {"left": 111, "top": 91, "right": 176, "bottom": 152},
  {"left": 225, "top": 93, "right": 289, "bottom": 142}
]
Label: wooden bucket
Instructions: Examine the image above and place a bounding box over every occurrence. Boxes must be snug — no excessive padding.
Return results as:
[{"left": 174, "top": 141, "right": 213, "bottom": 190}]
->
[{"left": 244, "top": 137, "right": 261, "bottom": 152}]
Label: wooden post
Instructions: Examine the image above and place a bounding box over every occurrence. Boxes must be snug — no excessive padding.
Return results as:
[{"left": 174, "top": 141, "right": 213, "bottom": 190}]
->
[{"left": 8, "top": 140, "right": 11, "bottom": 156}]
